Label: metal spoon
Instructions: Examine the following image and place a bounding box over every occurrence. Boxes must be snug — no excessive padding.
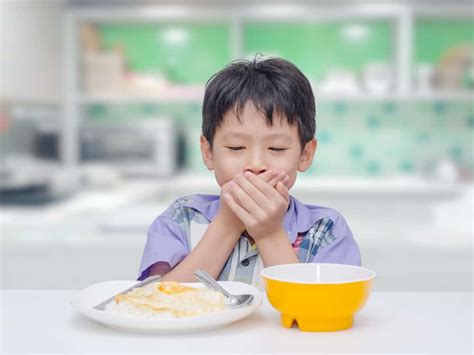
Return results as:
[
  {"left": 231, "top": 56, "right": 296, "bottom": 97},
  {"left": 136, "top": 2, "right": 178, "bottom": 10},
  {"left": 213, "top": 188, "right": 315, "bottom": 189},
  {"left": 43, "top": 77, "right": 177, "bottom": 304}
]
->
[{"left": 194, "top": 269, "right": 254, "bottom": 308}]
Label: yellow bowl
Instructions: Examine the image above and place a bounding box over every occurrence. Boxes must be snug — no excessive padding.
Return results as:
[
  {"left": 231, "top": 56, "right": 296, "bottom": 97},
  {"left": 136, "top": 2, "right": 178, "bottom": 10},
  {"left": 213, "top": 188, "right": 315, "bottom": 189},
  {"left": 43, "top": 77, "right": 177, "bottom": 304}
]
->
[{"left": 260, "top": 263, "right": 376, "bottom": 332}]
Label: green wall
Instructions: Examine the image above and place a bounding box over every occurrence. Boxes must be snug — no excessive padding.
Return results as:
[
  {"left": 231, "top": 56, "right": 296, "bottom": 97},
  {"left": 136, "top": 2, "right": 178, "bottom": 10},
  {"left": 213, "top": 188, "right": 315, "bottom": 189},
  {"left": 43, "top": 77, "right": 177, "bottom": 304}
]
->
[
  {"left": 96, "top": 19, "right": 473, "bottom": 83},
  {"left": 415, "top": 19, "right": 474, "bottom": 64},
  {"left": 244, "top": 21, "right": 393, "bottom": 81},
  {"left": 99, "top": 23, "right": 232, "bottom": 83}
]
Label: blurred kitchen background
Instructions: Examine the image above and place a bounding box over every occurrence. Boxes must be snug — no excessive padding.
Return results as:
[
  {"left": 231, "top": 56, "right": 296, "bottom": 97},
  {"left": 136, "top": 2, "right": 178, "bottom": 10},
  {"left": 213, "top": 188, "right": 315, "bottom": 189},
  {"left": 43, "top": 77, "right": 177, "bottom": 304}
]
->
[{"left": 1, "top": 0, "right": 472, "bottom": 291}]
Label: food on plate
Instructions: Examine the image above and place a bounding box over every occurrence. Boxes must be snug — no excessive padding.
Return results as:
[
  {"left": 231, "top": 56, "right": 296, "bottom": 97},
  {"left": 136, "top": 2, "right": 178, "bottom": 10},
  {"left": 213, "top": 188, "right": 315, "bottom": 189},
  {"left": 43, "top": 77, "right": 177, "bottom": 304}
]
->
[{"left": 104, "top": 281, "right": 226, "bottom": 318}]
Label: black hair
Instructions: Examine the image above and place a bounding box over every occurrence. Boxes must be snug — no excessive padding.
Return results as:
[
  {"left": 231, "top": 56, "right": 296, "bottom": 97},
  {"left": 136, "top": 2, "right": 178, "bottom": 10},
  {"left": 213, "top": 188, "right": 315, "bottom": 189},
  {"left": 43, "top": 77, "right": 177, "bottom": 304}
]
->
[{"left": 202, "top": 55, "right": 316, "bottom": 150}]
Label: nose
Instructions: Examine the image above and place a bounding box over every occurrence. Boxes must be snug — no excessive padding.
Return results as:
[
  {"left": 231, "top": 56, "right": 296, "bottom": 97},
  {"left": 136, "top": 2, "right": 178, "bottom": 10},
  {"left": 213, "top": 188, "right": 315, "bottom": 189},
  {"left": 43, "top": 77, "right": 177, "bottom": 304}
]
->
[
  {"left": 244, "top": 167, "right": 267, "bottom": 175},
  {"left": 244, "top": 151, "right": 267, "bottom": 175}
]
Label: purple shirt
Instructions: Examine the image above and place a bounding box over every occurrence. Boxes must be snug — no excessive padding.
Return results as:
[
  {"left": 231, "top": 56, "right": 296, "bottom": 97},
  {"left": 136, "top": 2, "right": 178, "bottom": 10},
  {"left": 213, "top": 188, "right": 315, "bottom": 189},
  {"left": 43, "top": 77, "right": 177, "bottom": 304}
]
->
[{"left": 139, "top": 194, "right": 361, "bottom": 287}]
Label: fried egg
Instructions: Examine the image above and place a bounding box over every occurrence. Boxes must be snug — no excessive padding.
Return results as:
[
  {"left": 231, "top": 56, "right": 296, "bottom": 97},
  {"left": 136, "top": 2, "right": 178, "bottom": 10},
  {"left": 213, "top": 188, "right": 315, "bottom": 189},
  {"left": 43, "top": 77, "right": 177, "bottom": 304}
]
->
[{"left": 105, "top": 281, "right": 227, "bottom": 318}]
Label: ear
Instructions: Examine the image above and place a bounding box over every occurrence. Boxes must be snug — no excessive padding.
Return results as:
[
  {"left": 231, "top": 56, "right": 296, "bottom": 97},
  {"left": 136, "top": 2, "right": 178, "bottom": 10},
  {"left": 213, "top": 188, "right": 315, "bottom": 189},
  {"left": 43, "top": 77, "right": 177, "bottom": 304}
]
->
[
  {"left": 200, "top": 135, "right": 215, "bottom": 170},
  {"left": 297, "top": 138, "right": 317, "bottom": 172}
]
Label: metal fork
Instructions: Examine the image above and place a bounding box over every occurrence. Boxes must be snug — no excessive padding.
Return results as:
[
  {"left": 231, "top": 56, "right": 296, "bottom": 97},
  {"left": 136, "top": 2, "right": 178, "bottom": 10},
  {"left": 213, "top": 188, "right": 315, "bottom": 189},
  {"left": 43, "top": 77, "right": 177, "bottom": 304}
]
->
[{"left": 93, "top": 275, "right": 162, "bottom": 310}]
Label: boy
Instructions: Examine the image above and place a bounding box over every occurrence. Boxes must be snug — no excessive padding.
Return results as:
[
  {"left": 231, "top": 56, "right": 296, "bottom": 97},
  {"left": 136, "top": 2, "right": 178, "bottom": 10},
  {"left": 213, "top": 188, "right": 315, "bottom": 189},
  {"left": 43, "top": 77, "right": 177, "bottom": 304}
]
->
[{"left": 138, "top": 56, "right": 361, "bottom": 288}]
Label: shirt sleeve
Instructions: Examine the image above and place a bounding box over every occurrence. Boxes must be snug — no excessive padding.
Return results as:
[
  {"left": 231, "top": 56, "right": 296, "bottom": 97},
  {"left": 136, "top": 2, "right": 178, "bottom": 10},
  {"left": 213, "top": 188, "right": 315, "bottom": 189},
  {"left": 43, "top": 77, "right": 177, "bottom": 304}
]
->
[
  {"left": 311, "top": 213, "right": 361, "bottom": 266},
  {"left": 138, "top": 214, "right": 189, "bottom": 281}
]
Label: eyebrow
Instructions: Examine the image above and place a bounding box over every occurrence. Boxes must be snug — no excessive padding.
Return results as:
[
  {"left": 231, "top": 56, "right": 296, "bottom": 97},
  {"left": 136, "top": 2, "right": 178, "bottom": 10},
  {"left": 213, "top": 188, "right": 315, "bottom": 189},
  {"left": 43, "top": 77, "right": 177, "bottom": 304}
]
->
[{"left": 222, "top": 132, "right": 293, "bottom": 141}]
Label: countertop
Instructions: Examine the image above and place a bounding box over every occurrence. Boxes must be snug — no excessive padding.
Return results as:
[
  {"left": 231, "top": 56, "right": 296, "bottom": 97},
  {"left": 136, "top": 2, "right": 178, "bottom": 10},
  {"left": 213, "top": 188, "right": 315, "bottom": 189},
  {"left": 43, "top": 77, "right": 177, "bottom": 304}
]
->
[{"left": 1, "top": 289, "right": 472, "bottom": 353}]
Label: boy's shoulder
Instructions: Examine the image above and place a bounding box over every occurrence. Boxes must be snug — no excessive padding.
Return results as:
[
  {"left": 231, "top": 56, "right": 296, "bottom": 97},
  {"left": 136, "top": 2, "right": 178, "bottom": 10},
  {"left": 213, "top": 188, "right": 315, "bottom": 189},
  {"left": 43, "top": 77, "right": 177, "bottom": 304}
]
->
[
  {"left": 297, "top": 199, "right": 345, "bottom": 220},
  {"left": 290, "top": 196, "right": 351, "bottom": 236},
  {"left": 159, "top": 193, "right": 220, "bottom": 222}
]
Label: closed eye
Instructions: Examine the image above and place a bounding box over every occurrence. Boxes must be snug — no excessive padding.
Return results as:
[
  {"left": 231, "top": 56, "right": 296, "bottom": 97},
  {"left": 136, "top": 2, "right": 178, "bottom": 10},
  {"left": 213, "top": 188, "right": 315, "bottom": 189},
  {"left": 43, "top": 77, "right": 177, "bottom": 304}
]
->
[
  {"left": 226, "top": 146, "right": 245, "bottom": 151},
  {"left": 269, "top": 147, "right": 288, "bottom": 152}
]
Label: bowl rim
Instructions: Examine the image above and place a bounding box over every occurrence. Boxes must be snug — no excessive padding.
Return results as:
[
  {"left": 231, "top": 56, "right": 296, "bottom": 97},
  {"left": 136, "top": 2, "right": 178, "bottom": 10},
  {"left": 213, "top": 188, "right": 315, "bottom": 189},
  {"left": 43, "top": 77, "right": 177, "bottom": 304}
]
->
[{"left": 260, "top": 263, "right": 376, "bottom": 284}]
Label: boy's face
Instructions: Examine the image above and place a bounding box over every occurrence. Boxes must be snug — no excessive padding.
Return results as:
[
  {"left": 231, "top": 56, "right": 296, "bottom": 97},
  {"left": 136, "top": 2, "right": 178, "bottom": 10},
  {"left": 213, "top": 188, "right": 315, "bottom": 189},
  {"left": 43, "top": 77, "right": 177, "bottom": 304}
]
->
[{"left": 200, "top": 102, "right": 317, "bottom": 190}]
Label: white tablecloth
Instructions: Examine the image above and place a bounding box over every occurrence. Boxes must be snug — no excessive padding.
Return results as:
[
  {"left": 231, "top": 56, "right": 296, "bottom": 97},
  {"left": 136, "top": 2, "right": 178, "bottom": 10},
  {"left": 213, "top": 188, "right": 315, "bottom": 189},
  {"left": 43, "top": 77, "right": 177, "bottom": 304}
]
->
[{"left": 1, "top": 290, "right": 472, "bottom": 353}]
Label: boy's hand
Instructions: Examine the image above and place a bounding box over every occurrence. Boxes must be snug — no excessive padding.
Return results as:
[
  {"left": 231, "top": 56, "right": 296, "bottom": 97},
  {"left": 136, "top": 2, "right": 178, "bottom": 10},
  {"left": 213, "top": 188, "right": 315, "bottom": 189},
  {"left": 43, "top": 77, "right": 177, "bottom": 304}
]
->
[
  {"left": 224, "top": 170, "right": 290, "bottom": 241},
  {"left": 217, "top": 170, "right": 288, "bottom": 234}
]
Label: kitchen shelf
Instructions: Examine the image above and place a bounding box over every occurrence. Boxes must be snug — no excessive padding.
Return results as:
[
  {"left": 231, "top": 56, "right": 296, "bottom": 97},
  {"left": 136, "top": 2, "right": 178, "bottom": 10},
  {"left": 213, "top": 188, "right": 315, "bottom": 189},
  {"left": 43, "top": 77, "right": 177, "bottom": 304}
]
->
[
  {"left": 78, "top": 90, "right": 474, "bottom": 105},
  {"left": 303, "top": 91, "right": 474, "bottom": 102},
  {"left": 79, "top": 89, "right": 204, "bottom": 104},
  {"left": 63, "top": 3, "right": 474, "bottom": 173}
]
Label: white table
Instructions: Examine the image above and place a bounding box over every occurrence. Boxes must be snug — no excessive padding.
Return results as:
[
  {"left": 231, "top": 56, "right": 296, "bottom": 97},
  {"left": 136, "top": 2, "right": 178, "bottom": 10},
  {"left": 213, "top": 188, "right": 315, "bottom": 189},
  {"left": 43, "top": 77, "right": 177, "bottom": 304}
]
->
[{"left": 1, "top": 290, "right": 472, "bottom": 353}]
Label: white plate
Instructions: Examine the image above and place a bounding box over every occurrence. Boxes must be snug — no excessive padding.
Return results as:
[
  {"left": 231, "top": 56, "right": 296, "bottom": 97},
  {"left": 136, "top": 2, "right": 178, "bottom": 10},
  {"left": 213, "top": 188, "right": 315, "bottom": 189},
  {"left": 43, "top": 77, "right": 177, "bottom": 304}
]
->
[{"left": 71, "top": 280, "right": 262, "bottom": 333}]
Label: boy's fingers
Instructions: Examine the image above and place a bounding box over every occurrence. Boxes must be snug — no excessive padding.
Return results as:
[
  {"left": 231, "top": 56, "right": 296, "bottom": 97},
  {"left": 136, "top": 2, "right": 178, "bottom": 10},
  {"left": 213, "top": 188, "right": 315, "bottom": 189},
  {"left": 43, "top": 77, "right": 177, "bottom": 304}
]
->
[
  {"left": 224, "top": 193, "right": 253, "bottom": 224},
  {"left": 220, "top": 183, "right": 234, "bottom": 200},
  {"left": 237, "top": 169, "right": 288, "bottom": 191},
  {"left": 276, "top": 181, "right": 290, "bottom": 203},
  {"left": 235, "top": 174, "right": 271, "bottom": 209},
  {"left": 255, "top": 169, "right": 278, "bottom": 184},
  {"left": 244, "top": 171, "right": 281, "bottom": 200},
  {"left": 229, "top": 180, "right": 261, "bottom": 214},
  {"left": 268, "top": 172, "right": 289, "bottom": 187}
]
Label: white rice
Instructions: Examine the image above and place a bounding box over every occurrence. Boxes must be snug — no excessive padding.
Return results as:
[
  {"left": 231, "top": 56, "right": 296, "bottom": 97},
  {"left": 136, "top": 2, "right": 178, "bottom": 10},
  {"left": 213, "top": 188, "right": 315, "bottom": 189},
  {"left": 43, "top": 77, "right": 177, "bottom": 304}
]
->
[
  {"left": 103, "top": 284, "right": 228, "bottom": 319},
  {"left": 104, "top": 299, "right": 176, "bottom": 319}
]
